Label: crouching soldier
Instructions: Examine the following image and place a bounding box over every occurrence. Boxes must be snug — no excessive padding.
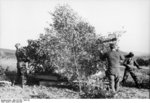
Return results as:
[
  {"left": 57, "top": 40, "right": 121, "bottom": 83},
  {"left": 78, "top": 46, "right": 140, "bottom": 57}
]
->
[
  {"left": 15, "top": 43, "right": 29, "bottom": 88},
  {"left": 121, "top": 52, "right": 142, "bottom": 88}
]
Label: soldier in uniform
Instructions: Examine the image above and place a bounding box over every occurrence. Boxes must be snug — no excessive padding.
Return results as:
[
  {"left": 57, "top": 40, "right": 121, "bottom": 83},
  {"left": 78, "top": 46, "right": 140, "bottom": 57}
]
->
[
  {"left": 100, "top": 43, "right": 124, "bottom": 94},
  {"left": 121, "top": 52, "right": 142, "bottom": 88},
  {"left": 15, "top": 43, "right": 29, "bottom": 88}
]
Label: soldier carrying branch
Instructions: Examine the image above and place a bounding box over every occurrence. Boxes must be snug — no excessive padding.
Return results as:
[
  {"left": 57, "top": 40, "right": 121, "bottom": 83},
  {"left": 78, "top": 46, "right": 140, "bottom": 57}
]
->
[{"left": 100, "top": 43, "right": 124, "bottom": 95}]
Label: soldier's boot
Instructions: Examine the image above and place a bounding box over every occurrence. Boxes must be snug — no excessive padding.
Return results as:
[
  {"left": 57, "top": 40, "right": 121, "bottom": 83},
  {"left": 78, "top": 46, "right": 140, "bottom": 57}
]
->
[
  {"left": 115, "top": 75, "right": 120, "bottom": 92},
  {"left": 21, "top": 84, "right": 24, "bottom": 88},
  {"left": 15, "top": 74, "right": 21, "bottom": 85},
  {"left": 11, "top": 80, "right": 15, "bottom": 86},
  {"left": 20, "top": 80, "right": 23, "bottom": 88}
]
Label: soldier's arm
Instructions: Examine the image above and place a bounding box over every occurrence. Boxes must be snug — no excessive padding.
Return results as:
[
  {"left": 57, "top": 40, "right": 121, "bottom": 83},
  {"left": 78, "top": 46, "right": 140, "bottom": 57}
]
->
[
  {"left": 134, "top": 60, "right": 141, "bottom": 69},
  {"left": 122, "top": 58, "right": 128, "bottom": 67},
  {"left": 120, "top": 53, "right": 125, "bottom": 60},
  {"left": 118, "top": 51, "right": 125, "bottom": 65}
]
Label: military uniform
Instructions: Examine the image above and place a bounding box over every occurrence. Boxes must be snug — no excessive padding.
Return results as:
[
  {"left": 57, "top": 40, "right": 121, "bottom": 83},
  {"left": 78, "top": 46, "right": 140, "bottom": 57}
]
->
[
  {"left": 101, "top": 44, "right": 124, "bottom": 93},
  {"left": 15, "top": 47, "right": 28, "bottom": 87},
  {"left": 122, "top": 53, "right": 141, "bottom": 87}
]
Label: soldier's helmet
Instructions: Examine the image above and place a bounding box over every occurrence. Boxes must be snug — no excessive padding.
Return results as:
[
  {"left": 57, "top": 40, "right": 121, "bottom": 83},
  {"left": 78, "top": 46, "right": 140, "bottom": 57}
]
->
[
  {"left": 15, "top": 43, "right": 21, "bottom": 49},
  {"left": 128, "top": 52, "right": 134, "bottom": 57}
]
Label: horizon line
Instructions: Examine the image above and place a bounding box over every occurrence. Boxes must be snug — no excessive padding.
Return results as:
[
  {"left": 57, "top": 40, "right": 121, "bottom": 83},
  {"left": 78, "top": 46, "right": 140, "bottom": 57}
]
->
[{"left": 0, "top": 47, "right": 149, "bottom": 56}]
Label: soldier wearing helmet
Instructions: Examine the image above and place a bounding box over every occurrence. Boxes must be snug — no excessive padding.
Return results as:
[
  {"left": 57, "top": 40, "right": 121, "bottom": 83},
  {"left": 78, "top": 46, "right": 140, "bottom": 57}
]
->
[{"left": 121, "top": 52, "right": 142, "bottom": 88}]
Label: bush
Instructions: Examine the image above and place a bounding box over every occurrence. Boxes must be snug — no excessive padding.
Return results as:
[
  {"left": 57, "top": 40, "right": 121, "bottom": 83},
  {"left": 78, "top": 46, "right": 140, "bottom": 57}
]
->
[
  {"left": 79, "top": 76, "right": 114, "bottom": 98},
  {"left": 26, "top": 5, "right": 102, "bottom": 79},
  {"left": 24, "top": 5, "right": 125, "bottom": 92},
  {"left": 136, "top": 58, "right": 150, "bottom": 66}
]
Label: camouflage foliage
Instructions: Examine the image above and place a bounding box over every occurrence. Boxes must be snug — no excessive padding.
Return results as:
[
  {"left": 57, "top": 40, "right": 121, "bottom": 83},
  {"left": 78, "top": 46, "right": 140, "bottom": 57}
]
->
[{"left": 25, "top": 5, "right": 124, "bottom": 83}]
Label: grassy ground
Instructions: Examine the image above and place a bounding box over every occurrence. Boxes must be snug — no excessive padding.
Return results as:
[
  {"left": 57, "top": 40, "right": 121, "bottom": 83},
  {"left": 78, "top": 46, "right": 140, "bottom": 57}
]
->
[
  {"left": 0, "top": 58, "right": 149, "bottom": 99},
  {"left": 0, "top": 85, "right": 80, "bottom": 99}
]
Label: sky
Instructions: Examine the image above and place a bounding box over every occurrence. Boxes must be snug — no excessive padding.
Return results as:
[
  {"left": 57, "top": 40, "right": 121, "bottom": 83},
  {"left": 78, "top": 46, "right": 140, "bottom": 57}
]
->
[{"left": 0, "top": 0, "right": 150, "bottom": 55}]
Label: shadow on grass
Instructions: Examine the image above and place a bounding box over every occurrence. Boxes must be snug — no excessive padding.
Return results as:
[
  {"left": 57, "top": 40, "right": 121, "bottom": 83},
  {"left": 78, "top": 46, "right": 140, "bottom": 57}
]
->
[
  {"left": 122, "top": 80, "right": 150, "bottom": 89},
  {"left": 51, "top": 83, "right": 80, "bottom": 91},
  {"left": 26, "top": 75, "right": 79, "bottom": 92},
  {"left": 30, "top": 93, "right": 50, "bottom": 99}
]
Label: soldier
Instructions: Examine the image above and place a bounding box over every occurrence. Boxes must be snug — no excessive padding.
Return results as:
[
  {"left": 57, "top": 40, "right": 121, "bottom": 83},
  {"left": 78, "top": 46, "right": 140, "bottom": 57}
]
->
[
  {"left": 100, "top": 43, "right": 124, "bottom": 95},
  {"left": 15, "top": 43, "right": 29, "bottom": 88},
  {"left": 121, "top": 52, "right": 142, "bottom": 88}
]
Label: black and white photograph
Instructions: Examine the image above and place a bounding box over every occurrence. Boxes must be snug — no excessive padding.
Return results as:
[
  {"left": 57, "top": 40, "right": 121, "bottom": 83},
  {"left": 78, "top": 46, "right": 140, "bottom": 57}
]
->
[{"left": 0, "top": 0, "right": 150, "bottom": 102}]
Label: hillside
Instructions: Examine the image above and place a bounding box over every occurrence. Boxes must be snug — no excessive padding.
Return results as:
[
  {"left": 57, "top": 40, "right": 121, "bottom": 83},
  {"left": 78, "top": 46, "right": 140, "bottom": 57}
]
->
[{"left": 0, "top": 48, "right": 16, "bottom": 58}]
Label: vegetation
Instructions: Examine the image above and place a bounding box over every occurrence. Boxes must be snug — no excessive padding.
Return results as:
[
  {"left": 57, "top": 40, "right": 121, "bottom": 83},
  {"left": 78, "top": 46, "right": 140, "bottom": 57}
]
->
[
  {"left": 25, "top": 5, "right": 123, "bottom": 81},
  {"left": 0, "top": 65, "right": 149, "bottom": 99},
  {"left": 0, "top": 48, "right": 15, "bottom": 59},
  {"left": 0, "top": 4, "right": 149, "bottom": 99},
  {"left": 19, "top": 5, "right": 127, "bottom": 96},
  {"left": 136, "top": 57, "right": 150, "bottom": 66}
]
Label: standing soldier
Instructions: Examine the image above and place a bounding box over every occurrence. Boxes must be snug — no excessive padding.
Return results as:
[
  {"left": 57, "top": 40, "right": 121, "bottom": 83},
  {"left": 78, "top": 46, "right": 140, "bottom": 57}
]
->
[
  {"left": 15, "top": 43, "right": 28, "bottom": 88},
  {"left": 100, "top": 43, "right": 124, "bottom": 95},
  {"left": 121, "top": 52, "right": 142, "bottom": 88}
]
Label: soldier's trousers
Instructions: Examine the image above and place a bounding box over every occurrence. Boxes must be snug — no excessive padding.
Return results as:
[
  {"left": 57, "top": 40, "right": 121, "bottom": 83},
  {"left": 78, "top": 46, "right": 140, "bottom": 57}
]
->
[
  {"left": 108, "top": 74, "right": 120, "bottom": 93},
  {"left": 122, "top": 67, "right": 139, "bottom": 86},
  {"left": 21, "top": 75, "right": 27, "bottom": 87},
  {"left": 16, "top": 62, "right": 27, "bottom": 87},
  {"left": 16, "top": 74, "right": 27, "bottom": 86}
]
